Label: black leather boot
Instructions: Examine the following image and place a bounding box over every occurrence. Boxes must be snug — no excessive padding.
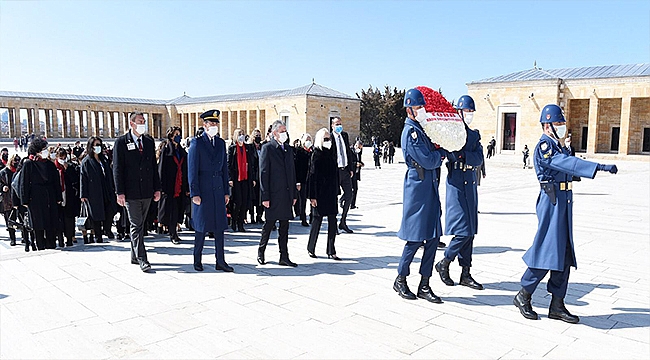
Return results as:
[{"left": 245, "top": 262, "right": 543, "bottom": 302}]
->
[
  {"left": 393, "top": 275, "right": 416, "bottom": 300},
  {"left": 513, "top": 288, "right": 538, "bottom": 320},
  {"left": 459, "top": 266, "right": 484, "bottom": 290},
  {"left": 548, "top": 295, "right": 579, "bottom": 324},
  {"left": 417, "top": 277, "right": 443, "bottom": 303},
  {"left": 434, "top": 257, "right": 455, "bottom": 286}
]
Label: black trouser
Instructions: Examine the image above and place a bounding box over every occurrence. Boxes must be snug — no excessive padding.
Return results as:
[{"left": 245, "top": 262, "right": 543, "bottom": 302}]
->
[
  {"left": 296, "top": 185, "right": 308, "bottom": 222},
  {"left": 34, "top": 230, "right": 56, "bottom": 250},
  {"left": 351, "top": 177, "right": 359, "bottom": 208},
  {"left": 116, "top": 206, "right": 130, "bottom": 235},
  {"left": 259, "top": 219, "right": 289, "bottom": 259},
  {"left": 337, "top": 168, "right": 353, "bottom": 226},
  {"left": 2, "top": 210, "right": 17, "bottom": 242},
  {"left": 125, "top": 198, "right": 152, "bottom": 263},
  {"left": 167, "top": 195, "right": 183, "bottom": 238},
  {"left": 307, "top": 214, "right": 337, "bottom": 255},
  {"left": 231, "top": 180, "right": 250, "bottom": 229}
]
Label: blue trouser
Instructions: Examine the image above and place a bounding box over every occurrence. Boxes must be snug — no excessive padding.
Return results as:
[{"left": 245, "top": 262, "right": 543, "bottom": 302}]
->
[
  {"left": 444, "top": 235, "right": 474, "bottom": 267},
  {"left": 397, "top": 238, "right": 439, "bottom": 277},
  {"left": 520, "top": 265, "right": 571, "bottom": 298},
  {"left": 194, "top": 230, "right": 225, "bottom": 266}
]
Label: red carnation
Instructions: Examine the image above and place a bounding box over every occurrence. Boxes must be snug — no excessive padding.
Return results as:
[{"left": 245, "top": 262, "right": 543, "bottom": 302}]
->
[{"left": 415, "top": 86, "right": 456, "bottom": 113}]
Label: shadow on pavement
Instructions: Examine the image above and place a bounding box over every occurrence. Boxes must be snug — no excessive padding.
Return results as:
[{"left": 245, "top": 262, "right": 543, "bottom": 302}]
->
[
  {"left": 478, "top": 211, "right": 536, "bottom": 215},
  {"left": 473, "top": 246, "right": 525, "bottom": 254}
]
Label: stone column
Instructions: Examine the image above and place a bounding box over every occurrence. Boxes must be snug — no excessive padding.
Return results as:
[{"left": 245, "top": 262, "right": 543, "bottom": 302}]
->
[
  {"left": 586, "top": 96, "right": 599, "bottom": 155},
  {"left": 61, "top": 110, "right": 69, "bottom": 138},
  {"left": 12, "top": 108, "right": 21, "bottom": 137},
  {"left": 26, "top": 109, "right": 34, "bottom": 134},
  {"left": 33, "top": 109, "right": 41, "bottom": 135},
  {"left": 229, "top": 111, "right": 236, "bottom": 140},
  {"left": 618, "top": 96, "right": 632, "bottom": 155},
  {"left": 256, "top": 109, "right": 260, "bottom": 131},
  {"left": 8, "top": 108, "right": 15, "bottom": 138},
  {"left": 52, "top": 110, "right": 60, "bottom": 138}
]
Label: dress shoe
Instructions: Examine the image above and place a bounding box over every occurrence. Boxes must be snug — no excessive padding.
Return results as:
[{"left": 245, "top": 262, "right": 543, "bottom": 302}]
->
[
  {"left": 308, "top": 252, "right": 317, "bottom": 258},
  {"left": 105, "top": 231, "right": 115, "bottom": 239},
  {"left": 131, "top": 259, "right": 138, "bottom": 265},
  {"left": 193, "top": 263, "right": 204, "bottom": 271},
  {"left": 548, "top": 295, "right": 579, "bottom": 324},
  {"left": 417, "top": 277, "right": 443, "bottom": 303},
  {"left": 338, "top": 223, "right": 353, "bottom": 233},
  {"left": 83, "top": 234, "right": 89, "bottom": 244},
  {"left": 393, "top": 275, "right": 417, "bottom": 300},
  {"left": 66, "top": 239, "right": 74, "bottom": 247},
  {"left": 216, "top": 262, "right": 234, "bottom": 272},
  {"left": 513, "top": 287, "right": 539, "bottom": 320},
  {"left": 459, "top": 266, "right": 484, "bottom": 290},
  {"left": 237, "top": 224, "right": 246, "bottom": 232},
  {"left": 10, "top": 238, "right": 16, "bottom": 246},
  {"left": 328, "top": 254, "right": 342, "bottom": 261},
  {"left": 96, "top": 238, "right": 103, "bottom": 243},
  {"left": 279, "top": 258, "right": 298, "bottom": 267},
  {"left": 257, "top": 251, "right": 266, "bottom": 265},
  {"left": 435, "top": 257, "right": 455, "bottom": 286},
  {"left": 139, "top": 260, "right": 152, "bottom": 272},
  {"left": 437, "top": 241, "right": 447, "bottom": 248},
  {"left": 171, "top": 236, "right": 181, "bottom": 245},
  {"left": 301, "top": 221, "right": 309, "bottom": 227},
  {"left": 124, "top": 233, "right": 130, "bottom": 240},
  {"left": 116, "top": 233, "right": 124, "bottom": 241}
]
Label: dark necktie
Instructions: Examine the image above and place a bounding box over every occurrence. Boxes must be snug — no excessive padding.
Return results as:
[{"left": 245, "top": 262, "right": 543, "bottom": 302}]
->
[{"left": 138, "top": 138, "right": 143, "bottom": 154}]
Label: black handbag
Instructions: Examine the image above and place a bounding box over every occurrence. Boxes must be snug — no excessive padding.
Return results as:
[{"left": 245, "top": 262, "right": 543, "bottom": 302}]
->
[{"left": 76, "top": 201, "right": 92, "bottom": 231}]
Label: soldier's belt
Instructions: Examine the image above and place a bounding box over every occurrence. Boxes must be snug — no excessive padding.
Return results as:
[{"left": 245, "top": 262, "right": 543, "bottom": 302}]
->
[
  {"left": 451, "top": 162, "right": 474, "bottom": 171},
  {"left": 558, "top": 181, "right": 572, "bottom": 191}
]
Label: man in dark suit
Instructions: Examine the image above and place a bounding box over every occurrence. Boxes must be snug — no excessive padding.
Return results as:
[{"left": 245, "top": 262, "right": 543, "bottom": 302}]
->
[
  {"left": 330, "top": 116, "right": 356, "bottom": 233},
  {"left": 113, "top": 111, "right": 161, "bottom": 272},
  {"left": 257, "top": 120, "right": 298, "bottom": 267},
  {"left": 188, "top": 110, "right": 232, "bottom": 272}
]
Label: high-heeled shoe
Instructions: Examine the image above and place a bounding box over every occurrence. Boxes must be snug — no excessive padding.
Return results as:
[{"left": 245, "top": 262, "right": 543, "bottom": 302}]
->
[
  {"left": 308, "top": 252, "right": 317, "bottom": 258},
  {"left": 328, "top": 254, "right": 342, "bottom": 261}
]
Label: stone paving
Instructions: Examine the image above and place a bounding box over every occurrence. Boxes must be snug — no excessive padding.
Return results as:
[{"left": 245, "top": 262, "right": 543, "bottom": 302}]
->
[{"left": 0, "top": 151, "right": 648, "bottom": 359}]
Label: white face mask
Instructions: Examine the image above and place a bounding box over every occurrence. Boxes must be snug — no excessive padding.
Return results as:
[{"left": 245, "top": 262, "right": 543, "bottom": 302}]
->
[
  {"left": 207, "top": 126, "right": 218, "bottom": 137},
  {"left": 554, "top": 124, "right": 567, "bottom": 139},
  {"left": 57, "top": 158, "right": 66, "bottom": 165},
  {"left": 40, "top": 150, "right": 49, "bottom": 159},
  {"left": 414, "top": 108, "right": 428, "bottom": 123},
  {"left": 355, "top": 148, "right": 361, "bottom": 153},
  {"left": 135, "top": 124, "right": 147, "bottom": 135},
  {"left": 322, "top": 141, "right": 332, "bottom": 149},
  {"left": 303, "top": 140, "right": 312, "bottom": 148},
  {"left": 278, "top": 131, "right": 288, "bottom": 144},
  {"left": 237, "top": 135, "right": 246, "bottom": 143},
  {"left": 94, "top": 146, "right": 102, "bottom": 154},
  {"left": 463, "top": 111, "right": 474, "bottom": 126},
  {"left": 49, "top": 153, "right": 57, "bottom": 159}
]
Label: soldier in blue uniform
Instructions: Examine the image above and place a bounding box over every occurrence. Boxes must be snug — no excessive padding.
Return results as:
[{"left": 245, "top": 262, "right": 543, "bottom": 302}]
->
[
  {"left": 435, "top": 95, "right": 485, "bottom": 290},
  {"left": 394, "top": 88, "right": 446, "bottom": 304},
  {"left": 188, "top": 110, "right": 233, "bottom": 272},
  {"left": 513, "top": 104, "right": 618, "bottom": 323}
]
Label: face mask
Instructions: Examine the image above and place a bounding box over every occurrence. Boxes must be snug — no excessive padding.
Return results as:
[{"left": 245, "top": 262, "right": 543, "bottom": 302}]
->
[
  {"left": 57, "top": 158, "right": 66, "bottom": 165},
  {"left": 463, "top": 111, "right": 474, "bottom": 126},
  {"left": 94, "top": 146, "right": 102, "bottom": 154},
  {"left": 334, "top": 125, "right": 343, "bottom": 133},
  {"left": 41, "top": 150, "right": 49, "bottom": 159},
  {"left": 173, "top": 135, "right": 181, "bottom": 144},
  {"left": 136, "top": 124, "right": 147, "bottom": 134},
  {"left": 207, "top": 126, "right": 218, "bottom": 137},
  {"left": 323, "top": 140, "right": 332, "bottom": 149},
  {"left": 303, "top": 140, "right": 312, "bottom": 148},
  {"left": 564, "top": 139, "right": 571, "bottom": 147},
  {"left": 238, "top": 135, "right": 246, "bottom": 143},
  {"left": 414, "top": 108, "right": 428, "bottom": 123},
  {"left": 554, "top": 124, "right": 567, "bottom": 139},
  {"left": 1, "top": 154, "right": 7, "bottom": 161},
  {"left": 49, "top": 153, "right": 56, "bottom": 159},
  {"left": 278, "top": 131, "right": 288, "bottom": 144},
  {"left": 254, "top": 136, "right": 262, "bottom": 144}
]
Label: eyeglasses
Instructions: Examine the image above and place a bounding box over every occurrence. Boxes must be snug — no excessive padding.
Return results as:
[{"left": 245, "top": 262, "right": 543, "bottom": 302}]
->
[{"left": 323, "top": 138, "right": 331, "bottom": 141}]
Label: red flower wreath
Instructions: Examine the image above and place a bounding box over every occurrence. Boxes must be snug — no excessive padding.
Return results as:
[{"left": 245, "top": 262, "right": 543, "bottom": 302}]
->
[{"left": 415, "top": 86, "right": 456, "bottom": 114}]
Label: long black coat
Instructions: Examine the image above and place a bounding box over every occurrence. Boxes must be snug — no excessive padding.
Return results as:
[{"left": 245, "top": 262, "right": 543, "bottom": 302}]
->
[
  {"left": 294, "top": 146, "right": 311, "bottom": 186},
  {"left": 307, "top": 147, "right": 339, "bottom": 216},
  {"left": 58, "top": 162, "right": 82, "bottom": 218},
  {"left": 227, "top": 143, "right": 258, "bottom": 207},
  {"left": 20, "top": 159, "right": 62, "bottom": 230},
  {"left": 259, "top": 138, "right": 296, "bottom": 221},
  {"left": 0, "top": 167, "right": 15, "bottom": 212},
  {"left": 157, "top": 141, "right": 188, "bottom": 226},
  {"left": 113, "top": 131, "right": 161, "bottom": 200},
  {"left": 80, "top": 156, "right": 117, "bottom": 222}
]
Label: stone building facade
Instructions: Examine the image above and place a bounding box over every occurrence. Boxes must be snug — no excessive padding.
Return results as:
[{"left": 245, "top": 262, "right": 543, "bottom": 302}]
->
[
  {"left": 0, "top": 83, "right": 360, "bottom": 143},
  {"left": 467, "top": 63, "right": 650, "bottom": 158}
]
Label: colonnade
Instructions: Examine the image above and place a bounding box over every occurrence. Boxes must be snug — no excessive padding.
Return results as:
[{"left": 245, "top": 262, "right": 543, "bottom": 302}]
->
[{"left": 178, "top": 109, "right": 266, "bottom": 140}]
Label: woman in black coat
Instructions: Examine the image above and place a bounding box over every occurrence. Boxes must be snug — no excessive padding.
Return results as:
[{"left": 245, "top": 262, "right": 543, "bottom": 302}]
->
[
  {"left": 294, "top": 133, "right": 312, "bottom": 227},
  {"left": 0, "top": 154, "right": 21, "bottom": 246},
  {"left": 80, "top": 136, "right": 117, "bottom": 244},
  {"left": 158, "top": 126, "right": 189, "bottom": 244},
  {"left": 248, "top": 128, "right": 264, "bottom": 224},
  {"left": 307, "top": 128, "right": 341, "bottom": 260},
  {"left": 54, "top": 148, "right": 81, "bottom": 247},
  {"left": 228, "top": 128, "right": 258, "bottom": 232},
  {"left": 19, "top": 138, "right": 62, "bottom": 250}
]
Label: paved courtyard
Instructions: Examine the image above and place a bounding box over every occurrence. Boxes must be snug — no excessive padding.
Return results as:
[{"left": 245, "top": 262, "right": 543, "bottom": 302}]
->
[{"left": 1, "top": 150, "right": 648, "bottom": 359}]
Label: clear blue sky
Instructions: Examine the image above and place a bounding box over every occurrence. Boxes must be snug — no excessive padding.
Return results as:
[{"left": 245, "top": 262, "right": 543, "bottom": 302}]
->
[{"left": 1, "top": 0, "right": 648, "bottom": 103}]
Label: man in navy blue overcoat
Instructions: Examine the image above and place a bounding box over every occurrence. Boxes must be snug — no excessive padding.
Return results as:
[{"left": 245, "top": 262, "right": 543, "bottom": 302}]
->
[
  {"left": 394, "top": 88, "right": 446, "bottom": 304},
  {"left": 435, "top": 95, "right": 485, "bottom": 290},
  {"left": 513, "top": 104, "right": 618, "bottom": 323},
  {"left": 188, "top": 110, "right": 233, "bottom": 272}
]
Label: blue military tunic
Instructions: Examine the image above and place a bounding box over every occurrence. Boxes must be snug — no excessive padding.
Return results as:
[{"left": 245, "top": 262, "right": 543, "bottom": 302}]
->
[
  {"left": 522, "top": 134, "right": 598, "bottom": 271},
  {"left": 445, "top": 127, "right": 483, "bottom": 236},
  {"left": 187, "top": 133, "right": 230, "bottom": 233},
  {"left": 397, "top": 118, "right": 445, "bottom": 242}
]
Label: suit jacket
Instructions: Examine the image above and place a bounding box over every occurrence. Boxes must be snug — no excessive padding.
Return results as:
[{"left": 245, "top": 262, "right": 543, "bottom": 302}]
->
[
  {"left": 330, "top": 130, "right": 356, "bottom": 173},
  {"left": 113, "top": 130, "right": 161, "bottom": 200},
  {"left": 307, "top": 147, "right": 339, "bottom": 216},
  {"left": 259, "top": 138, "right": 296, "bottom": 221}
]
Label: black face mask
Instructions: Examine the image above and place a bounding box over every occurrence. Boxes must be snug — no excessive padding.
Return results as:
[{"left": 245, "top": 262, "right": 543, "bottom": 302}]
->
[
  {"left": 254, "top": 136, "right": 262, "bottom": 144},
  {"left": 2, "top": 154, "right": 7, "bottom": 161}
]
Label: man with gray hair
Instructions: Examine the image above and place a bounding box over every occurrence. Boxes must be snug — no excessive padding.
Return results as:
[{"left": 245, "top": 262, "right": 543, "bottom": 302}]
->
[
  {"left": 257, "top": 120, "right": 298, "bottom": 267},
  {"left": 113, "top": 111, "right": 161, "bottom": 272}
]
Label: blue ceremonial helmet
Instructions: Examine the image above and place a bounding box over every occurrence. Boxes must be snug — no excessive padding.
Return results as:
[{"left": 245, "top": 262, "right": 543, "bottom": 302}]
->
[
  {"left": 456, "top": 95, "right": 476, "bottom": 111},
  {"left": 539, "top": 104, "right": 565, "bottom": 123},
  {"left": 404, "top": 88, "right": 426, "bottom": 107}
]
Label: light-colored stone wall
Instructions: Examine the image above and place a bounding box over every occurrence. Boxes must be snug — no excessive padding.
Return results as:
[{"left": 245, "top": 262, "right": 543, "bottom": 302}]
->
[
  {"left": 566, "top": 99, "right": 589, "bottom": 150},
  {"left": 305, "top": 96, "right": 361, "bottom": 141},
  {"left": 629, "top": 98, "right": 650, "bottom": 154},
  {"left": 596, "top": 98, "right": 622, "bottom": 153}
]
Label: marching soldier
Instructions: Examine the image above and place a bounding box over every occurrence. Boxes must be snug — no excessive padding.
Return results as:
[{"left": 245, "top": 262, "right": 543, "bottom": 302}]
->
[{"left": 513, "top": 104, "right": 618, "bottom": 323}]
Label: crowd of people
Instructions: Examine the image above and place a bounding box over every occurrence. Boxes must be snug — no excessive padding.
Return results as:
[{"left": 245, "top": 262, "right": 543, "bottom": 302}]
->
[{"left": 0, "top": 111, "right": 370, "bottom": 273}]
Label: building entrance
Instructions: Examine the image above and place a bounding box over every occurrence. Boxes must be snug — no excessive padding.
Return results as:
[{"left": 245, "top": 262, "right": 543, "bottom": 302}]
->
[{"left": 502, "top": 113, "right": 516, "bottom": 150}]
